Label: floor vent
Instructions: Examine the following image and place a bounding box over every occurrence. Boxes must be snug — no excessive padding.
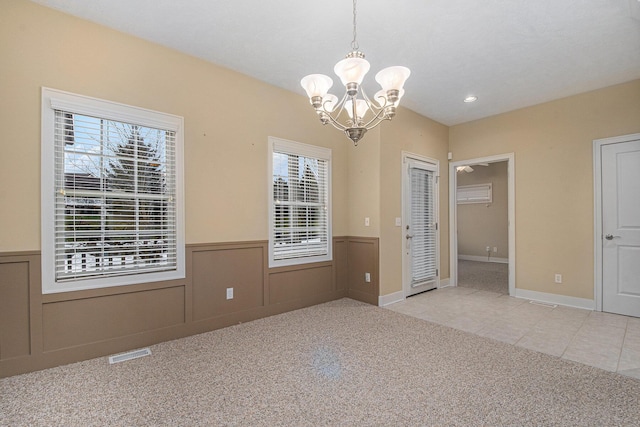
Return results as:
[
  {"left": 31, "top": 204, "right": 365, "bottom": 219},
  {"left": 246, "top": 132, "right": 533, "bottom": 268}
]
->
[
  {"left": 529, "top": 300, "right": 558, "bottom": 308},
  {"left": 108, "top": 348, "right": 152, "bottom": 364}
]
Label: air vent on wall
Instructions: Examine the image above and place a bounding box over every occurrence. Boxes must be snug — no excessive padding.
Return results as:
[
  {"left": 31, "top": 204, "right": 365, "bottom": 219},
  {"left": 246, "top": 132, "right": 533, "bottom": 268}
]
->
[{"left": 108, "top": 348, "right": 152, "bottom": 364}]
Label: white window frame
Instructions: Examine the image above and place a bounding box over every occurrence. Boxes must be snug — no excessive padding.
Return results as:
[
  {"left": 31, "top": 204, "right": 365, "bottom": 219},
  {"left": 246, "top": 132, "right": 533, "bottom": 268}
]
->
[
  {"left": 41, "top": 87, "right": 185, "bottom": 294},
  {"left": 268, "top": 137, "right": 332, "bottom": 268},
  {"left": 456, "top": 183, "right": 492, "bottom": 204}
]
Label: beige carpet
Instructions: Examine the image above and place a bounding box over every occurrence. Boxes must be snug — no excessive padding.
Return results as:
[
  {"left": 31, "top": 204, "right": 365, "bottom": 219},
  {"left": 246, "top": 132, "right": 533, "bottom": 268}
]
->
[
  {"left": 458, "top": 259, "right": 509, "bottom": 294},
  {"left": 2, "top": 298, "right": 639, "bottom": 426}
]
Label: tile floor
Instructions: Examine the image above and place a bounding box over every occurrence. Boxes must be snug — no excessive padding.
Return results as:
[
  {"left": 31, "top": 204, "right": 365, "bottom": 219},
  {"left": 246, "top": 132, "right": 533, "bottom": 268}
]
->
[{"left": 385, "top": 286, "right": 640, "bottom": 380}]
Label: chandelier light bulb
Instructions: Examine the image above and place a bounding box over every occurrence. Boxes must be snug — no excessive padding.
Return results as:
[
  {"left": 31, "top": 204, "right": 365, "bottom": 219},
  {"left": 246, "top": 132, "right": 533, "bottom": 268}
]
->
[
  {"left": 375, "top": 66, "right": 411, "bottom": 92},
  {"left": 300, "top": 74, "right": 334, "bottom": 99},
  {"left": 345, "top": 99, "right": 369, "bottom": 120},
  {"left": 322, "top": 94, "right": 339, "bottom": 112},
  {"left": 334, "top": 56, "right": 371, "bottom": 87}
]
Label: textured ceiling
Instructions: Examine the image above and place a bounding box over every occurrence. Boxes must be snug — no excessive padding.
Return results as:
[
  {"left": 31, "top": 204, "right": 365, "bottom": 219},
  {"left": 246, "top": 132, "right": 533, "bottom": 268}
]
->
[{"left": 29, "top": 0, "right": 640, "bottom": 125}]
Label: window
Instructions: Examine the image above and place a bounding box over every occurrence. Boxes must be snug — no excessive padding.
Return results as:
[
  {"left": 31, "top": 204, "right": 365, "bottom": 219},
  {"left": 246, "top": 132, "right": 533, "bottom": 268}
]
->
[
  {"left": 41, "top": 88, "right": 184, "bottom": 293},
  {"left": 409, "top": 163, "right": 438, "bottom": 284},
  {"left": 268, "top": 137, "right": 331, "bottom": 267},
  {"left": 457, "top": 183, "right": 492, "bottom": 204}
]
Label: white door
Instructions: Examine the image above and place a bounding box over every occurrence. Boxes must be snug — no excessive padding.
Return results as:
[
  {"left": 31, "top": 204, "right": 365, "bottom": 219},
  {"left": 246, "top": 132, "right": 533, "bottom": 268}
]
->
[
  {"left": 403, "top": 156, "right": 439, "bottom": 297},
  {"left": 601, "top": 138, "right": 640, "bottom": 317}
]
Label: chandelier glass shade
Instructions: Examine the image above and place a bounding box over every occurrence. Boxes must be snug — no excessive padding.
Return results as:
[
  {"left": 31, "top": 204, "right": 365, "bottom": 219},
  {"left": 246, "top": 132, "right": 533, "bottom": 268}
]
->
[{"left": 300, "top": 0, "right": 410, "bottom": 145}]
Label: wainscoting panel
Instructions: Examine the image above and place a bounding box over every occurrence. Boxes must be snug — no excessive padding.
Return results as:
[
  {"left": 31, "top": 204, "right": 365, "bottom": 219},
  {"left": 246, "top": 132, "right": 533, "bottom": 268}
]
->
[
  {"left": 269, "top": 264, "right": 334, "bottom": 305},
  {"left": 42, "top": 286, "right": 186, "bottom": 352},
  {"left": 0, "top": 258, "right": 33, "bottom": 359},
  {"left": 0, "top": 237, "right": 377, "bottom": 377},
  {"left": 191, "top": 244, "right": 265, "bottom": 321},
  {"left": 334, "top": 238, "right": 349, "bottom": 291},
  {"left": 347, "top": 237, "right": 380, "bottom": 305}
]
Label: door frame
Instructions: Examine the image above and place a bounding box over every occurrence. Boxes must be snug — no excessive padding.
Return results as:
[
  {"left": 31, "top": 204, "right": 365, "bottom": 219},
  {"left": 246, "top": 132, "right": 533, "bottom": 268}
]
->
[
  {"left": 449, "top": 153, "right": 516, "bottom": 295},
  {"left": 593, "top": 133, "right": 640, "bottom": 312},
  {"left": 402, "top": 151, "right": 440, "bottom": 297}
]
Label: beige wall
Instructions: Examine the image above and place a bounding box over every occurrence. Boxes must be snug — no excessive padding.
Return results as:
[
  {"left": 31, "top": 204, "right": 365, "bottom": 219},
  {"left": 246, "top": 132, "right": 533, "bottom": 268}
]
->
[
  {"left": 457, "top": 162, "right": 508, "bottom": 259},
  {"left": 450, "top": 80, "right": 640, "bottom": 299},
  {"left": 347, "top": 127, "right": 381, "bottom": 237},
  {"left": 379, "top": 108, "right": 450, "bottom": 296},
  {"left": 0, "top": 0, "right": 349, "bottom": 252}
]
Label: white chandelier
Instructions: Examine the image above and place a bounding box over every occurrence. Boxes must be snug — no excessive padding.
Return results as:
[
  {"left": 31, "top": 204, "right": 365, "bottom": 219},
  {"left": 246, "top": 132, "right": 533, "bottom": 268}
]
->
[{"left": 300, "top": 0, "right": 410, "bottom": 145}]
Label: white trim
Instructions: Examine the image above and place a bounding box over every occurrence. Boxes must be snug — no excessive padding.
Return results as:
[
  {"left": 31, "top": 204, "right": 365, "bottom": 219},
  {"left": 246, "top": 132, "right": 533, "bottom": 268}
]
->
[
  {"left": 514, "top": 289, "right": 595, "bottom": 311},
  {"left": 592, "top": 133, "right": 640, "bottom": 313},
  {"left": 45, "top": 87, "right": 182, "bottom": 131},
  {"left": 378, "top": 291, "right": 405, "bottom": 307},
  {"left": 271, "top": 136, "right": 331, "bottom": 161},
  {"left": 41, "top": 88, "right": 185, "bottom": 294},
  {"left": 438, "top": 278, "right": 451, "bottom": 288},
  {"left": 378, "top": 279, "right": 452, "bottom": 306},
  {"left": 458, "top": 255, "right": 509, "bottom": 264},
  {"left": 449, "top": 153, "right": 515, "bottom": 296},
  {"left": 267, "top": 137, "right": 332, "bottom": 268}
]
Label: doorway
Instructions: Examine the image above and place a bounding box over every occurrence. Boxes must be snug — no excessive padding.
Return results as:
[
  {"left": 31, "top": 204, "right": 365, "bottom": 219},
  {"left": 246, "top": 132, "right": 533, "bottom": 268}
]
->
[
  {"left": 594, "top": 133, "right": 640, "bottom": 317},
  {"left": 449, "top": 153, "right": 515, "bottom": 295},
  {"left": 402, "top": 152, "right": 439, "bottom": 297},
  {"left": 456, "top": 161, "right": 509, "bottom": 294}
]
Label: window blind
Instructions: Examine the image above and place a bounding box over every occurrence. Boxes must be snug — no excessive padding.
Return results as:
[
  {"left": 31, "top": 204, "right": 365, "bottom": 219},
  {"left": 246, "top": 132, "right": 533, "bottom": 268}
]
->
[
  {"left": 457, "top": 183, "right": 492, "bottom": 204},
  {"left": 272, "top": 150, "right": 329, "bottom": 261},
  {"left": 410, "top": 166, "right": 437, "bottom": 285},
  {"left": 53, "top": 111, "right": 177, "bottom": 282}
]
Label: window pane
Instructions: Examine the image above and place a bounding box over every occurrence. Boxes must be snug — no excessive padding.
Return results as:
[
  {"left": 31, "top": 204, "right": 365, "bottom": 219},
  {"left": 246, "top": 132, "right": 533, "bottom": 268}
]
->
[
  {"left": 270, "top": 140, "right": 330, "bottom": 265},
  {"left": 54, "top": 112, "right": 177, "bottom": 282}
]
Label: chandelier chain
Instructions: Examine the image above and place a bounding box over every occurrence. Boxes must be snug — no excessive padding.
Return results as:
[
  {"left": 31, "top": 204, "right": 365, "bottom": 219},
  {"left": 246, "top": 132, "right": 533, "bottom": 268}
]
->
[{"left": 351, "top": 0, "right": 359, "bottom": 51}]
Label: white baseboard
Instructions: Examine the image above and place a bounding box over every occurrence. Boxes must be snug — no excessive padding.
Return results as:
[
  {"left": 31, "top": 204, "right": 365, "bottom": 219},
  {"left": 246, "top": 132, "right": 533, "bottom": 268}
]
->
[
  {"left": 378, "top": 290, "right": 404, "bottom": 307},
  {"left": 514, "top": 289, "right": 595, "bottom": 311},
  {"left": 379, "top": 284, "right": 595, "bottom": 311},
  {"left": 458, "top": 254, "right": 509, "bottom": 264},
  {"left": 438, "top": 278, "right": 451, "bottom": 288},
  {"left": 379, "top": 278, "right": 451, "bottom": 306}
]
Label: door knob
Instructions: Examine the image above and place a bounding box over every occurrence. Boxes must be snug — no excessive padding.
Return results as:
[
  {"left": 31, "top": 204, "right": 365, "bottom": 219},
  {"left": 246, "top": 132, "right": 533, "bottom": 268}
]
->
[
  {"left": 406, "top": 234, "right": 413, "bottom": 239},
  {"left": 605, "top": 234, "right": 620, "bottom": 240}
]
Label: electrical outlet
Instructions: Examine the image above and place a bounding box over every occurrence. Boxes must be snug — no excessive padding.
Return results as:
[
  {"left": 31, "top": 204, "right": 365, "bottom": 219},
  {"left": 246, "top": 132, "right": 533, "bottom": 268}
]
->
[
  {"left": 365, "top": 272, "right": 371, "bottom": 283},
  {"left": 486, "top": 246, "right": 490, "bottom": 252},
  {"left": 226, "top": 287, "right": 234, "bottom": 299},
  {"left": 493, "top": 247, "right": 498, "bottom": 253},
  {"left": 554, "top": 274, "right": 562, "bottom": 284}
]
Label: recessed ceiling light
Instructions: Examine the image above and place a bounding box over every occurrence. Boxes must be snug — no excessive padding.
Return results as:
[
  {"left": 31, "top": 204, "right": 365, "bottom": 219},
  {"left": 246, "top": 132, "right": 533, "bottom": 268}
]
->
[{"left": 463, "top": 95, "right": 478, "bottom": 103}]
